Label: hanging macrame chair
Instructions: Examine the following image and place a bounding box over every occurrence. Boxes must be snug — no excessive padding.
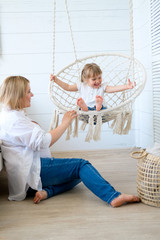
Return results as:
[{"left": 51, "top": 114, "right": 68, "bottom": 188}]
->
[{"left": 49, "top": 0, "right": 146, "bottom": 142}]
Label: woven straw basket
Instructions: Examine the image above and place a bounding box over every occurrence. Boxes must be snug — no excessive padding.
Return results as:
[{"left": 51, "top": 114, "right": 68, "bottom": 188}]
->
[{"left": 131, "top": 150, "right": 160, "bottom": 207}]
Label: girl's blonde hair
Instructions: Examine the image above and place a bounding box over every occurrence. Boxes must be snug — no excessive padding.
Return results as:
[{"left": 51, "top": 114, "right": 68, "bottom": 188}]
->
[
  {"left": 0, "top": 76, "right": 29, "bottom": 110},
  {"left": 81, "top": 63, "right": 102, "bottom": 82}
]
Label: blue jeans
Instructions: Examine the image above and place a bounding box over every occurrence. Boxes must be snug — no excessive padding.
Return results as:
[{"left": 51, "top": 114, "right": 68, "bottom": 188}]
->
[
  {"left": 88, "top": 105, "right": 107, "bottom": 111},
  {"left": 39, "top": 157, "right": 121, "bottom": 205}
]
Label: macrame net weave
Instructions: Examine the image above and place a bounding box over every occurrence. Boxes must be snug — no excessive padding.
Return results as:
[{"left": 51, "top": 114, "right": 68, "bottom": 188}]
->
[
  {"left": 49, "top": 0, "right": 146, "bottom": 142},
  {"left": 49, "top": 53, "right": 146, "bottom": 142}
]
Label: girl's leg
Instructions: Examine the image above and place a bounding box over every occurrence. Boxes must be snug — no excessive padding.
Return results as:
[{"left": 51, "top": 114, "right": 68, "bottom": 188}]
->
[
  {"left": 95, "top": 95, "right": 103, "bottom": 111},
  {"left": 40, "top": 157, "right": 121, "bottom": 205},
  {"left": 77, "top": 97, "right": 88, "bottom": 111}
]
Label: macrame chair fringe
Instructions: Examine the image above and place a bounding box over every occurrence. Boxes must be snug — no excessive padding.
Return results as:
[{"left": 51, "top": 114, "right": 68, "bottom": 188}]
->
[
  {"left": 110, "top": 106, "right": 133, "bottom": 135},
  {"left": 85, "top": 115, "right": 94, "bottom": 142},
  {"left": 73, "top": 116, "right": 79, "bottom": 138},
  {"left": 112, "top": 112, "right": 124, "bottom": 135},
  {"left": 49, "top": 109, "right": 59, "bottom": 130},
  {"left": 93, "top": 115, "right": 102, "bottom": 141},
  {"left": 66, "top": 123, "right": 72, "bottom": 140},
  {"left": 49, "top": 108, "right": 133, "bottom": 142},
  {"left": 80, "top": 121, "right": 87, "bottom": 131},
  {"left": 123, "top": 111, "right": 132, "bottom": 134}
]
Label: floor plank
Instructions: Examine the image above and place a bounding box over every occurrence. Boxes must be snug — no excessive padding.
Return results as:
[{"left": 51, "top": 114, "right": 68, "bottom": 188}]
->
[{"left": 0, "top": 148, "right": 160, "bottom": 240}]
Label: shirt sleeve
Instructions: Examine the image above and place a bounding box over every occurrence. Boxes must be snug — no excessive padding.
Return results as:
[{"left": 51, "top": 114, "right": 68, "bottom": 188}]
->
[
  {"left": 11, "top": 119, "right": 51, "bottom": 151},
  {"left": 102, "top": 82, "right": 108, "bottom": 91},
  {"left": 76, "top": 82, "right": 81, "bottom": 91}
]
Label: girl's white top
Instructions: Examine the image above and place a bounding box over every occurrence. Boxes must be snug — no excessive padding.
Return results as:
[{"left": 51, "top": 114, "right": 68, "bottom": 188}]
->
[
  {"left": 77, "top": 82, "right": 107, "bottom": 108},
  {"left": 0, "top": 107, "right": 51, "bottom": 201}
]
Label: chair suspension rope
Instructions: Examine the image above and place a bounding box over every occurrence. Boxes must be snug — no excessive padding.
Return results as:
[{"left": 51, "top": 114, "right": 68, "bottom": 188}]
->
[{"left": 52, "top": 0, "right": 56, "bottom": 74}]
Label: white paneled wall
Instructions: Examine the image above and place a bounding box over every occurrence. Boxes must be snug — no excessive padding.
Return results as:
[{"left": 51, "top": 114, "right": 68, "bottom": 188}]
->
[
  {"left": 0, "top": 0, "right": 153, "bottom": 151},
  {"left": 133, "top": 0, "right": 154, "bottom": 148},
  {"left": 150, "top": 0, "right": 160, "bottom": 144}
]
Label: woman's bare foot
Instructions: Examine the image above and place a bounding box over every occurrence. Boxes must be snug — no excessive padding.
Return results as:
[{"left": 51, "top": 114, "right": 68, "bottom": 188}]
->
[
  {"left": 110, "top": 194, "right": 140, "bottom": 207},
  {"left": 33, "top": 190, "right": 48, "bottom": 204},
  {"left": 77, "top": 97, "right": 88, "bottom": 111},
  {"left": 95, "top": 95, "right": 103, "bottom": 111}
]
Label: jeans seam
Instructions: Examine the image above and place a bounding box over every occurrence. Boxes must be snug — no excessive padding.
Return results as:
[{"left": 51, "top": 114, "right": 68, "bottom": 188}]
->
[{"left": 107, "top": 192, "right": 121, "bottom": 205}]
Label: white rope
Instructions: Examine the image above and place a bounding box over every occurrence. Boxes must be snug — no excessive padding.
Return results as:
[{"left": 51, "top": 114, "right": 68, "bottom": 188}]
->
[
  {"left": 65, "top": 0, "right": 78, "bottom": 62},
  {"left": 66, "top": 123, "right": 72, "bottom": 140},
  {"left": 129, "top": 0, "right": 135, "bottom": 82},
  {"left": 49, "top": 110, "right": 57, "bottom": 131},
  {"left": 49, "top": 109, "right": 59, "bottom": 130},
  {"left": 123, "top": 0, "right": 134, "bottom": 101},
  {"left": 48, "top": 0, "right": 56, "bottom": 115},
  {"left": 73, "top": 116, "right": 79, "bottom": 137},
  {"left": 64, "top": 0, "right": 81, "bottom": 76},
  {"left": 123, "top": 111, "right": 132, "bottom": 134},
  {"left": 93, "top": 115, "right": 102, "bottom": 141},
  {"left": 85, "top": 115, "right": 94, "bottom": 142},
  {"left": 52, "top": 0, "right": 56, "bottom": 74},
  {"left": 80, "top": 121, "right": 87, "bottom": 131}
]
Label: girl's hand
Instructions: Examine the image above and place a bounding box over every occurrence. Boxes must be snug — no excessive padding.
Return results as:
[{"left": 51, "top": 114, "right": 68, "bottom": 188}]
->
[
  {"left": 50, "top": 74, "right": 57, "bottom": 82},
  {"left": 127, "top": 79, "right": 136, "bottom": 89},
  {"left": 62, "top": 110, "right": 78, "bottom": 127}
]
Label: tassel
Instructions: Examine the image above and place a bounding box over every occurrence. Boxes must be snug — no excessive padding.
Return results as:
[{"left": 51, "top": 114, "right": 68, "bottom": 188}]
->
[
  {"left": 85, "top": 115, "right": 94, "bottom": 142},
  {"left": 93, "top": 115, "right": 102, "bottom": 141},
  {"left": 80, "top": 121, "right": 87, "bottom": 131},
  {"left": 66, "top": 127, "right": 70, "bottom": 140},
  {"left": 73, "top": 116, "right": 79, "bottom": 137},
  {"left": 113, "top": 113, "right": 123, "bottom": 134},
  {"left": 49, "top": 109, "right": 59, "bottom": 130},
  {"left": 120, "top": 112, "right": 126, "bottom": 133},
  {"left": 110, "top": 118, "right": 116, "bottom": 130},
  {"left": 66, "top": 124, "right": 72, "bottom": 140},
  {"left": 123, "top": 111, "right": 132, "bottom": 134},
  {"left": 55, "top": 111, "right": 59, "bottom": 128}
]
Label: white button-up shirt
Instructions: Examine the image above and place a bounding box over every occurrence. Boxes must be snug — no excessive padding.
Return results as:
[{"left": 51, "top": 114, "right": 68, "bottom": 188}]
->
[{"left": 0, "top": 107, "right": 51, "bottom": 201}]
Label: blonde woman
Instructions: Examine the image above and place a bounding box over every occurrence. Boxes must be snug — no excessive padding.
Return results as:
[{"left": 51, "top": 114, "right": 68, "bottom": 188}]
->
[{"left": 0, "top": 76, "right": 139, "bottom": 207}]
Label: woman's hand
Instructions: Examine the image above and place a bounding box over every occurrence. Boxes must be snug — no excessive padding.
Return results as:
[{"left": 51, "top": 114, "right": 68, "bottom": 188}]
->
[
  {"left": 49, "top": 110, "right": 78, "bottom": 146},
  {"left": 62, "top": 110, "right": 78, "bottom": 128}
]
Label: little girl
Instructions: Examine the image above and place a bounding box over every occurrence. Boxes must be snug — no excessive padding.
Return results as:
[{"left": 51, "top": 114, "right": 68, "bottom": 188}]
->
[{"left": 50, "top": 63, "right": 135, "bottom": 111}]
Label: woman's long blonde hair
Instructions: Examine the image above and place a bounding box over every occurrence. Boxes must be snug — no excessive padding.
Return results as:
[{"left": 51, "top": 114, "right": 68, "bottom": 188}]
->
[
  {"left": 0, "top": 76, "right": 29, "bottom": 110},
  {"left": 81, "top": 63, "right": 102, "bottom": 83}
]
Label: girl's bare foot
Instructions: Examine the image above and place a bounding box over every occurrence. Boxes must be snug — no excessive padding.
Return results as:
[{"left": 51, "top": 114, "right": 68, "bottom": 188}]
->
[
  {"left": 95, "top": 95, "right": 103, "bottom": 111},
  {"left": 77, "top": 97, "right": 88, "bottom": 111},
  {"left": 110, "top": 194, "right": 140, "bottom": 207},
  {"left": 33, "top": 190, "right": 48, "bottom": 204}
]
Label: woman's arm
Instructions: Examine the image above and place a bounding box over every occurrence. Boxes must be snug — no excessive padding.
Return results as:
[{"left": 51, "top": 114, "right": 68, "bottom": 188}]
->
[
  {"left": 105, "top": 79, "right": 135, "bottom": 93},
  {"left": 49, "top": 110, "right": 77, "bottom": 146},
  {"left": 50, "top": 74, "right": 78, "bottom": 91}
]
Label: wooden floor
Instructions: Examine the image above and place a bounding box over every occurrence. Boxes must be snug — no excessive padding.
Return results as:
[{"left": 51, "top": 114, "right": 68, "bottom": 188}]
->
[{"left": 0, "top": 148, "right": 160, "bottom": 240}]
